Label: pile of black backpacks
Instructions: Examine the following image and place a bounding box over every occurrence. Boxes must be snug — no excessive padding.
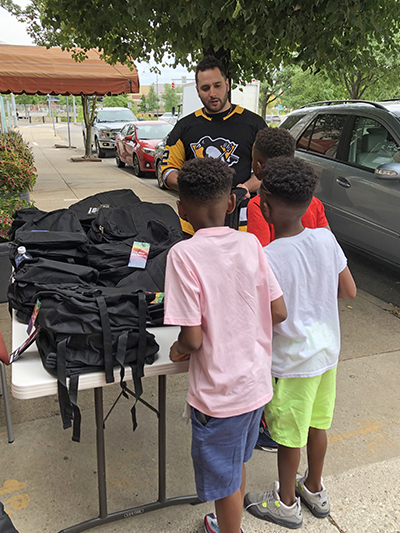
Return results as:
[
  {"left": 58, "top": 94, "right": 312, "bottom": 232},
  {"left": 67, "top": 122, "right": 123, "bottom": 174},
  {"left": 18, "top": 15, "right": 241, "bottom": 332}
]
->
[{"left": 7, "top": 189, "right": 183, "bottom": 441}]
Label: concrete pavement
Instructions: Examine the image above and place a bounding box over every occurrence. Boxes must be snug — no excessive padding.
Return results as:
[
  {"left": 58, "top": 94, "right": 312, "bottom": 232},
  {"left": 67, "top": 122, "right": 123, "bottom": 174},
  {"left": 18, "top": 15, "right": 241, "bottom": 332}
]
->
[{"left": 1, "top": 123, "right": 399, "bottom": 533}]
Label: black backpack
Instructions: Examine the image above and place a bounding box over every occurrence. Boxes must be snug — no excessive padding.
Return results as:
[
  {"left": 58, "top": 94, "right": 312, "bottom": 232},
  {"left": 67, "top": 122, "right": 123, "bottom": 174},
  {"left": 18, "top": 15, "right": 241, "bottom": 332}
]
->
[
  {"left": 35, "top": 286, "right": 160, "bottom": 442},
  {"left": 8, "top": 258, "right": 99, "bottom": 323},
  {"left": 224, "top": 186, "right": 250, "bottom": 230},
  {"left": 87, "top": 218, "right": 182, "bottom": 273},
  {"left": 0, "top": 502, "right": 19, "bottom": 533},
  {"left": 8, "top": 206, "right": 47, "bottom": 241},
  {"left": 87, "top": 202, "right": 182, "bottom": 244},
  {"left": 68, "top": 189, "right": 141, "bottom": 232},
  {"left": 12, "top": 209, "right": 88, "bottom": 264}
]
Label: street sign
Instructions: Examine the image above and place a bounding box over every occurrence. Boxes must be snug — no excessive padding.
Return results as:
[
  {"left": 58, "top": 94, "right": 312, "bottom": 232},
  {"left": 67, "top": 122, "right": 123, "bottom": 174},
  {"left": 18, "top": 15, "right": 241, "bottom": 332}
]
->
[{"left": 47, "top": 96, "right": 60, "bottom": 102}]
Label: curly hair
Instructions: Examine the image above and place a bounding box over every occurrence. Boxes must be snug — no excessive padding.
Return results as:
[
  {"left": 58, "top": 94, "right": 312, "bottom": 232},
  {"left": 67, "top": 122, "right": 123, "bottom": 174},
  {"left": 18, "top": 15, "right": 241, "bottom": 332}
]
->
[
  {"left": 254, "top": 128, "right": 296, "bottom": 159},
  {"left": 261, "top": 157, "right": 318, "bottom": 205},
  {"left": 195, "top": 56, "right": 227, "bottom": 84},
  {"left": 178, "top": 158, "right": 233, "bottom": 204}
]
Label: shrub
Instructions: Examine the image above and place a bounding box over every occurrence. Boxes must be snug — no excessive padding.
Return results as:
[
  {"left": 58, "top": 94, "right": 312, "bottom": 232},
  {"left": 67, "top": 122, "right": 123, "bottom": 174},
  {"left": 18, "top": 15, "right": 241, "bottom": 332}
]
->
[
  {"left": 0, "top": 130, "right": 37, "bottom": 194},
  {"left": 0, "top": 130, "right": 36, "bottom": 241}
]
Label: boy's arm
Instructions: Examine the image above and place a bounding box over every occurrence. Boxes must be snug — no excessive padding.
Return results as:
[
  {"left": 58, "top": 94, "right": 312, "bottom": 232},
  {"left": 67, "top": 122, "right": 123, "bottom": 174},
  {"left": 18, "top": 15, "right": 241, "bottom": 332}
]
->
[
  {"left": 338, "top": 266, "right": 357, "bottom": 299},
  {"left": 271, "top": 295, "right": 287, "bottom": 325},
  {"left": 169, "top": 325, "right": 203, "bottom": 362}
]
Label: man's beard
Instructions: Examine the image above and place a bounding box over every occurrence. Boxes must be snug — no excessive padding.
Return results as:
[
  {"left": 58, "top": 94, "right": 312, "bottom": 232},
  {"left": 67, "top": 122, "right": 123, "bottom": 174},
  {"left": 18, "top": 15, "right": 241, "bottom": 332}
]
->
[{"left": 203, "top": 91, "right": 229, "bottom": 114}]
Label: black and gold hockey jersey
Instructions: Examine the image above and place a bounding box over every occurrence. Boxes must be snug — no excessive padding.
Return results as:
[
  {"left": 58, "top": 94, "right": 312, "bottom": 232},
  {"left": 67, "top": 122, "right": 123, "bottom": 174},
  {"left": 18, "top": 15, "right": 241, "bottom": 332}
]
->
[{"left": 161, "top": 105, "right": 266, "bottom": 188}]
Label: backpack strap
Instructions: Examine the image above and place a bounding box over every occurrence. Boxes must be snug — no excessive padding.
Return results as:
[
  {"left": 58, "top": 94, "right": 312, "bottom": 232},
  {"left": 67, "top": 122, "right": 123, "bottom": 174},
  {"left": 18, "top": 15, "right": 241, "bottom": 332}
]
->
[
  {"left": 128, "top": 292, "right": 147, "bottom": 399},
  {"left": 56, "top": 336, "right": 82, "bottom": 441},
  {"left": 57, "top": 336, "right": 73, "bottom": 431},
  {"left": 96, "top": 295, "right": 114, "bottom": 384},
  {"left": 69, "top": 374, "right": 82, "bottom": 442}
]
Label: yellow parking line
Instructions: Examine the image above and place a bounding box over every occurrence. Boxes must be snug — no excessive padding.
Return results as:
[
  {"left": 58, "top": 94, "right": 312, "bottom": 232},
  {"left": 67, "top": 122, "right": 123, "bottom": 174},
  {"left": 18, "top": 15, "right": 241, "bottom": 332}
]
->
[
  {"left": 328, "top": 421, "right": 382, "bottom": 443},
  {"left": 0, "top": 480, "right": 27, "bottom": 496}
]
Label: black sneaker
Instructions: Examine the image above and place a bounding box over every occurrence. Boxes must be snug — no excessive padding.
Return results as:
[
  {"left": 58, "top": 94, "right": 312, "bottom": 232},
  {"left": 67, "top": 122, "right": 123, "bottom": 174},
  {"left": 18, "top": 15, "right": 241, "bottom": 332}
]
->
[{"left": 255, "top": 418, "right": 278, "bottom": 452}]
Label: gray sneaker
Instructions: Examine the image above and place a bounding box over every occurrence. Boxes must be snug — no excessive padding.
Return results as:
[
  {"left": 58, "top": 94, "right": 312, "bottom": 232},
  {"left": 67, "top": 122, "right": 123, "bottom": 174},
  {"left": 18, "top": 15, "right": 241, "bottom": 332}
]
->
[
  {"left": 295, "top": 473, "right": 330, "bottom": 518},
  {"left": 244, "top": 481, "right": 303, "bottom": 529}
]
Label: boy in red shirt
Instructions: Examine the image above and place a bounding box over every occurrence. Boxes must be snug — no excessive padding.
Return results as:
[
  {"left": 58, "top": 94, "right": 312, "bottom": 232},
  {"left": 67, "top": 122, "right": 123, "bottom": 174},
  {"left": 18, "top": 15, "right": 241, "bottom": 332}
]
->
[{"left": 247, "top": 128, "right": 329, "bottom": 247}]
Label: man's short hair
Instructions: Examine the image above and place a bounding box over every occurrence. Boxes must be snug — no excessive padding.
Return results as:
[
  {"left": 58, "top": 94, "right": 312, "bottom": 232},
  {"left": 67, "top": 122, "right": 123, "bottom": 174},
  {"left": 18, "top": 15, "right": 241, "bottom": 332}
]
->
[
  {"left": 195, "top": 56, "right": 227, "bottom": 84},
  {"left": 178, "top": 158, "right": 233, "bottom": 204},
  {"left": 254, "top": 128, "right": 296, "bottom": 159},
  {"left": 261, "top": 156, "right": 318, "bottom": 206}
]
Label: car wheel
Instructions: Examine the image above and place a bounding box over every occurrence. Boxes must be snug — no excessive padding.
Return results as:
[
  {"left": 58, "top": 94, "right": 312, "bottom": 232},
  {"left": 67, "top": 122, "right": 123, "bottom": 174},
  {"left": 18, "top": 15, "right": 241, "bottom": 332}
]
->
[
  {"left": 133, "top": 154, "right": 144, "bottom": 177},
  {"left": 156, "top": 160, "right": 166, "bottom": 189},
  {"left": 95, "top": 138, "right": 106, "bottom": 158},
  {"left": 115, "top": 149, "right": 125, "bottom": 168}
]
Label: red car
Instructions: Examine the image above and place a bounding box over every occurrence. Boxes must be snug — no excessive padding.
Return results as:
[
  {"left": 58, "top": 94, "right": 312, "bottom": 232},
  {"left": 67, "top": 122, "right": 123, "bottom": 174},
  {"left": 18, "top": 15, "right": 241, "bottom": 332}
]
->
[{"left": 114, "top": 121, "right": 173, "bottom": 176}]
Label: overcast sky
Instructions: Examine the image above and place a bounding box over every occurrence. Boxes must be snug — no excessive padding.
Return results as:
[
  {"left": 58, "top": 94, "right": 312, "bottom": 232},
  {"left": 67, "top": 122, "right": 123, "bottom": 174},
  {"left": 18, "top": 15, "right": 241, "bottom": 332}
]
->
[{"left": 0, "top": 4, "right": 192, "bottom": 87}]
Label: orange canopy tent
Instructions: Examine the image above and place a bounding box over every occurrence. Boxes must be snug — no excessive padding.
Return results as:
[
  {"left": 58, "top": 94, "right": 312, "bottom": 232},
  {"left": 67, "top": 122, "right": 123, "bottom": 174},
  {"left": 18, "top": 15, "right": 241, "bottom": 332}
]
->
[{"left": 0, "top": 45, "right": 139, "bottom": 96}]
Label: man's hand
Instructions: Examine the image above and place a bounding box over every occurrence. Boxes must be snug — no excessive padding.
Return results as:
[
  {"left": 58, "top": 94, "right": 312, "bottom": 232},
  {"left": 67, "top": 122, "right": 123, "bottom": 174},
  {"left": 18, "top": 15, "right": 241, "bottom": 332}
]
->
[
  {"left": 237, "top": 183, "right": 250, "bottom": 199},
  {"left": 169, "top": 341, "right": 191, "bottom": 362},
  {"left": 164, "top": 170, "right": 179, "bottom": 191}
]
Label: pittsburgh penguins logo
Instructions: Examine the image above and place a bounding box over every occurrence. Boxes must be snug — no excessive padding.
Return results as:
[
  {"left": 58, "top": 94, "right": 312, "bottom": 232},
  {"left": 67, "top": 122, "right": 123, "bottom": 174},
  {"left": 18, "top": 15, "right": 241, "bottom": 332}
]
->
[{"left": 190, "top": 136, "right": 239, "bottom": 166}]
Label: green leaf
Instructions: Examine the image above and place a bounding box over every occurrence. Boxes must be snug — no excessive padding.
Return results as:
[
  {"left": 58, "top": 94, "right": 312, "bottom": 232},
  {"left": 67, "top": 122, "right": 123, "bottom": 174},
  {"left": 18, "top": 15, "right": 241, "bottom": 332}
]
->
[{"left": 232, "top": 0, "right": 241, "bottom": 19}]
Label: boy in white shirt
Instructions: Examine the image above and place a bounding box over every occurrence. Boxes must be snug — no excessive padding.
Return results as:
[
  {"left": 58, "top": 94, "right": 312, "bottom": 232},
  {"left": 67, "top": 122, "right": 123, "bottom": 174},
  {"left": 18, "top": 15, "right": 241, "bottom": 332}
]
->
[
  {"left": 245, "top": 156, "right": 356, "bottom": 529},
  {"left": 164, "top": 157, "right": 286, "bottom": 533}
]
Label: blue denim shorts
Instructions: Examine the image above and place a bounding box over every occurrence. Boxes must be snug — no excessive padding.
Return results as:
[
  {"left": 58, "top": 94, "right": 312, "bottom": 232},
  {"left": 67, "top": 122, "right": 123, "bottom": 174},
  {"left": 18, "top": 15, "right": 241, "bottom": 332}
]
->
[{"left": 190, "top": 405, "right": 263, "bottom": 502}]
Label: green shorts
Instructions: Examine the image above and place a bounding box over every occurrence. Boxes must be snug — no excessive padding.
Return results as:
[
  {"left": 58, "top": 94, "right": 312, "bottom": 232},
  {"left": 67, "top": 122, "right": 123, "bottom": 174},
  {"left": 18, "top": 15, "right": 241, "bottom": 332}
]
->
[{"left": 264, "top": 367, "right": 337, "bottom": 449}]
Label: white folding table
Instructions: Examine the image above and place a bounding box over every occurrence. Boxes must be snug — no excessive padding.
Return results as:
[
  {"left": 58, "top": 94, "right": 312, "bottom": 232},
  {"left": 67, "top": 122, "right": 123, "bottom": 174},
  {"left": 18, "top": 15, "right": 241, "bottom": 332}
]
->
[{"left": 12, "top": 317, "right": 199, "bottom": 532}]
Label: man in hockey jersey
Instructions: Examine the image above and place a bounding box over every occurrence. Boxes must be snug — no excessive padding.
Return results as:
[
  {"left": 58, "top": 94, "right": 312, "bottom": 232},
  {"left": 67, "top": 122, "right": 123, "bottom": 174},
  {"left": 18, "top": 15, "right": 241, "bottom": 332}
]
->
[{"left": 161, "top": 56, "right": 266, "bottom": 234}]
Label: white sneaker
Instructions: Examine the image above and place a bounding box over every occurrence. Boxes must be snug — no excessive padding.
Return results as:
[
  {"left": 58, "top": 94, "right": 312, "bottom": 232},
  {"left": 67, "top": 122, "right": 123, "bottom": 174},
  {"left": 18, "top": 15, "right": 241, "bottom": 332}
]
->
[
  {"left": 245, "top": 481, "right": 303, "bottom": 529},
  {"left": 295, "top": 472, "right": 330, "bottom": 518}
]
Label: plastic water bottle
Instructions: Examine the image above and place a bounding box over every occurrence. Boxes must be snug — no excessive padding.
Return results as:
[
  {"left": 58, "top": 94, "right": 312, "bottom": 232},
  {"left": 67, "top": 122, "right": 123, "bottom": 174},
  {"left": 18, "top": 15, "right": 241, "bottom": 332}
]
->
[{"left": 15, "top": 246, "right": 32, "bottom": 269}]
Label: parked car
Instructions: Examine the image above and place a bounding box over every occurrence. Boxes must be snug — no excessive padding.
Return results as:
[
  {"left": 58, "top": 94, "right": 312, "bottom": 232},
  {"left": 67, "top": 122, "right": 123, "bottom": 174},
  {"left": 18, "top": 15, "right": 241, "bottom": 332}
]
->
[
  {"left": 115, "top": 121, "right": 173, "bottom": 177},
  {"left": 280, "top": 99, "right": 400, "bottom": 267},
  {"left": 82, "top": 107, "right": 137, "bottom": 158},
  {"left": 158, "top": 112, "right": 178, "bottom": 125},
  {"left": 266, "top": 114, "right": 281, "bottom": 123},
  {"left": 154, "top": 134, "right": 170, "bottom": 189}
]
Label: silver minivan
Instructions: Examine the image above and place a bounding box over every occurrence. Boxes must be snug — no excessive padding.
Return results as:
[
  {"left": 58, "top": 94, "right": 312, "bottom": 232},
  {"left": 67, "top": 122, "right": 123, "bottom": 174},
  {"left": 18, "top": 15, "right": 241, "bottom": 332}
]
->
[{"left": 280, "top": 100, "right": 400, "bottom": 268}]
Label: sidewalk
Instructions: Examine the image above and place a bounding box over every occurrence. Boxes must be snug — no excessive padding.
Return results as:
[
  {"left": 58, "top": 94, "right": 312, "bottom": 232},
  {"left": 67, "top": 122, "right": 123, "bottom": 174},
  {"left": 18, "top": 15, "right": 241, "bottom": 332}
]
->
[{"left": 1, "top": 124, "right": 399, "bottom": 533}]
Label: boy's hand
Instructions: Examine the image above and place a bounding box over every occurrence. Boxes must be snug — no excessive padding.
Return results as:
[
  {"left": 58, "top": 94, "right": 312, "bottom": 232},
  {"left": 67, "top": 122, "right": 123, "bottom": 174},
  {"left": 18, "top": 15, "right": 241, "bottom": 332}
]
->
[{"left": 169, "top": 341, "right": 191, "bottom": 362}]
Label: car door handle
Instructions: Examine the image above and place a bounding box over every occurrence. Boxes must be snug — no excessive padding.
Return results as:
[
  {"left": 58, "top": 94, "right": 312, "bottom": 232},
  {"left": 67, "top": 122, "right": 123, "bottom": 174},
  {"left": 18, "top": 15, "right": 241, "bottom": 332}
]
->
[{"left": 336, "top": 177, "right": 351, "bottom": 188}]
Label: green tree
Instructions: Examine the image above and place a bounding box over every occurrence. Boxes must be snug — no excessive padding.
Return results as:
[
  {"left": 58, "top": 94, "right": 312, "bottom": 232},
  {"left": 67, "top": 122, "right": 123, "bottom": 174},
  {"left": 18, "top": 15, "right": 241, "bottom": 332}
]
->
[
  {"left": 259, "top": 66, "right": 298, "bottom": 119},
  {"left": 280, "top": 67, "right": 345, "bottom": 111},
  {"left": 103, "top": 94, "right": 129, "bottom": 107},
  {"left": 147, "top": 85, "right": 160, "bottom": 113},
  {"left": 162, "top": 84, "right": 179, "bottom": 112},
  {"left": 323, "top": 38, "right": 400, "bottom": 100},
  {"left": 4, "top": 0, "right": 400, "bottom": 86},
  {"left": 138, "top": 94, "right": 148, "bottom": 114}
]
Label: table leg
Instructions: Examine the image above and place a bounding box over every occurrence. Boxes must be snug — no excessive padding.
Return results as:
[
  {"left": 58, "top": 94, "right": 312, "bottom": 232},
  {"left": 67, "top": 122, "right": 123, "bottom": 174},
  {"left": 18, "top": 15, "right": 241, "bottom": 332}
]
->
[
  {"left": 95, "top": 387, "right": 107, "bottom": 519},
  {"left": 58, "top": 376, "right": 199, "bottom": 533},
  {"left": 0, "top": 361, "right": 14, "bottom": 444},
  {"left": 158, "top": 374, "right": 166, "bottom": 502}
]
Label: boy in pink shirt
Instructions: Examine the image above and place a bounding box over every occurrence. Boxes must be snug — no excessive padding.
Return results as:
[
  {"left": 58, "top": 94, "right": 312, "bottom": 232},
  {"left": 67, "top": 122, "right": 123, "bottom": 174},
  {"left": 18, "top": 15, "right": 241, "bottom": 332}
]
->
[{"left": 164, "top": 157, "right": 287, "bottom": 533}]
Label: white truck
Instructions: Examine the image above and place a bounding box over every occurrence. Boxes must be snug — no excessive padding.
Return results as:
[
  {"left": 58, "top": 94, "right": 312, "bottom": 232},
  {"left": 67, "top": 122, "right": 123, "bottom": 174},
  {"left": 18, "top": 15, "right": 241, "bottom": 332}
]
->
[
  {"left": 82, "top": 106, "right": 137, "bottom": 158},
  {"left": 179, "top": 80, "right": 260, "bottom": 118}
]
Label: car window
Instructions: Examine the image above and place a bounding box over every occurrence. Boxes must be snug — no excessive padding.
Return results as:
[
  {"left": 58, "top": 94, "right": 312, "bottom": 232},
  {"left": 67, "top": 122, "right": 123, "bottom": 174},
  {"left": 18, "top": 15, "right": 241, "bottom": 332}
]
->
[
  {"left": 127, "top": 124, "right": 135, "bottom": 136},
  {"left": 280, "top": 113, "right": 307, "bottom": 131},
  {"left": 348, "top": 116, "right": 400, "bottom": 170},
  {"left": 120, "top": 125, "right": 129, "bottom": 136},
  {"left": 136, "top": 123, "right": 173, "bottom": 140},
  {"left": 96, "top": 109, "right": 137, "bottom": 123},
  {"left": 297, "top": 114, "right": 346, "bottom": 158}
]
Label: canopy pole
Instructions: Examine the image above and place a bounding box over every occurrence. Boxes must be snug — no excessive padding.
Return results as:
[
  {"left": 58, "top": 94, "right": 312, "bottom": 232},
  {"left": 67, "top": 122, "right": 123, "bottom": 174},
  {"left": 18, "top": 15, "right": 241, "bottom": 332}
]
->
[
  {"left": 11, "top": 94, "right": 18, "bottom": 127},
  {"left": 6, "top": 100, "right": 12, "bottom": 129},
  {"left": 0, "top": 96, "right": 8, "bottom": 133},
  {"left": 72, "top": 96, "right": 77, "bottom": 123},
  {"left": 66, "top": 96, "right": 72, "bottom": 148},
  {"left": 48, "top": 95, "right": 56, "bottom": 137}
]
